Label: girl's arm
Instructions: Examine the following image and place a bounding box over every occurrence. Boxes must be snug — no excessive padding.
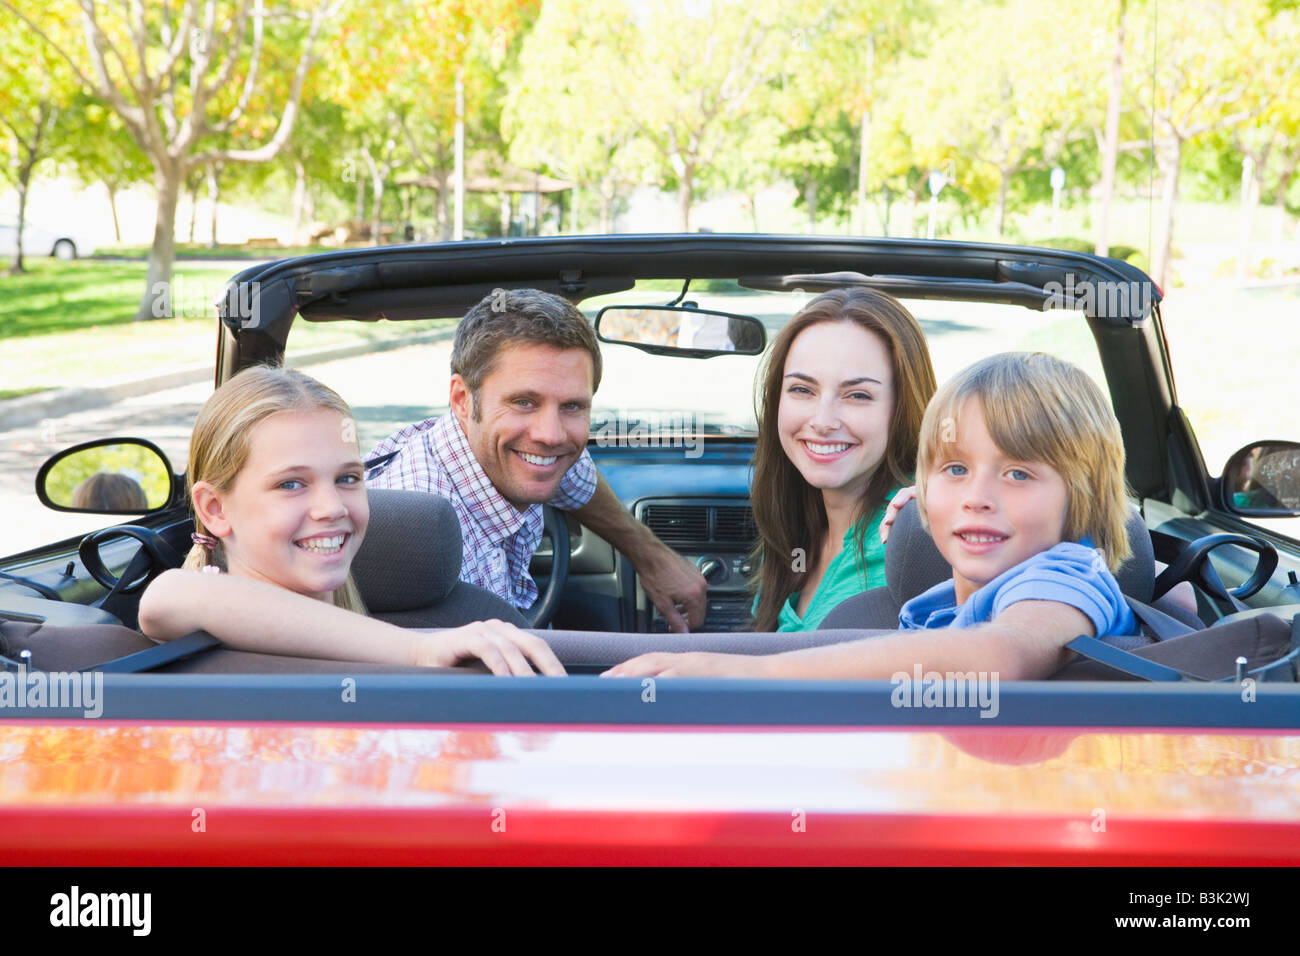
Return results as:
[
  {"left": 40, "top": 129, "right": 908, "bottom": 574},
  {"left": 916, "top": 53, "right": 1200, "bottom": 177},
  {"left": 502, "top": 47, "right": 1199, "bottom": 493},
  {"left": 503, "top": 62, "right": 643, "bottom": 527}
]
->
[
  {"left": 603, "top": 600, "right": 1090, "bottom": 680},
  {"left": 138, "top": 569, "right": 565, "bottom": 676}
]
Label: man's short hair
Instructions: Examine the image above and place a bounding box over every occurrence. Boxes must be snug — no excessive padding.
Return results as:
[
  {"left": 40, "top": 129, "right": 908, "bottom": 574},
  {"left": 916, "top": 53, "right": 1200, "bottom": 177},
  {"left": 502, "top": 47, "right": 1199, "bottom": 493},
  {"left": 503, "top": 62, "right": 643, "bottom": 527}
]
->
[{"left": 451, "top": 288, "right": 603, "bottom": 402}]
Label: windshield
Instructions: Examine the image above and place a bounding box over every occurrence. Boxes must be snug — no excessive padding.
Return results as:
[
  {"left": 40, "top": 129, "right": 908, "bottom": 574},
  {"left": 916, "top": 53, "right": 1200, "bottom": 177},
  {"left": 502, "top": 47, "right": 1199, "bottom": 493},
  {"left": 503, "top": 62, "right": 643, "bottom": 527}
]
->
[{"left": 284, "top": 281, "right": 1106, "bottom": 454}]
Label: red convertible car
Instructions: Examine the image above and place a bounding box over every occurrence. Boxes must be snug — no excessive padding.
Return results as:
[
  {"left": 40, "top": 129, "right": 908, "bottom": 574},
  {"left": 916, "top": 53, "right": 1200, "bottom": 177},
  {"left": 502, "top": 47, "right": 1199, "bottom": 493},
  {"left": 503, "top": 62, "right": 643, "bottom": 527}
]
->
[{"left": 1, "top": 234, "right": 1297, "bottom": 870}]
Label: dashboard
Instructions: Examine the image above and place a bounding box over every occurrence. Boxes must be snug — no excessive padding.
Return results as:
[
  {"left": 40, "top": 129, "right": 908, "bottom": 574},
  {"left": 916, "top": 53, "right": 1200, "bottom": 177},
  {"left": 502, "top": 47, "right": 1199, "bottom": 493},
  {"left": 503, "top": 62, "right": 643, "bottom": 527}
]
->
[{"left": 536, "top": 439, "right": 758, "bottom": 633}]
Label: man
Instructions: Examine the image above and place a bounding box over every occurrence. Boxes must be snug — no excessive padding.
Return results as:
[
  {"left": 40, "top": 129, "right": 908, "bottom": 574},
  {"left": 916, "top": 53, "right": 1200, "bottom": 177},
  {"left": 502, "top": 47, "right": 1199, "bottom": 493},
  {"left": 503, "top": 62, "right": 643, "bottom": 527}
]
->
[{"left": 365, "top": 288, "right": 708, "bottom": 631}]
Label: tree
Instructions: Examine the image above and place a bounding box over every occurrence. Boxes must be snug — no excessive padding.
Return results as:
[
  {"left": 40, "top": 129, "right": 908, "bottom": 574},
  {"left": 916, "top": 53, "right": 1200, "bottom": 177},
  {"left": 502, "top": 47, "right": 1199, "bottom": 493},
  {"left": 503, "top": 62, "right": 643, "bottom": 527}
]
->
[
  {"left": 1129, "top": 0, "right": 1290, "bottom": 287},
  {"left": 897, "top": 1, "right": 1098, "bottom": 239},
  {"left": 59, "top": 93, "right": 152, "bottom": 243},
  {"left": 504, "top": 0, "right": 648, "bottom": 233},
  {"left": 0, "top": 12, "right": 80, "bottom": 272},
  {"left": 6, "top": 0, "right": 343, "bottom": 317},
  {"left": 324, "top": 0, "right": 536, "bottom": 242}
]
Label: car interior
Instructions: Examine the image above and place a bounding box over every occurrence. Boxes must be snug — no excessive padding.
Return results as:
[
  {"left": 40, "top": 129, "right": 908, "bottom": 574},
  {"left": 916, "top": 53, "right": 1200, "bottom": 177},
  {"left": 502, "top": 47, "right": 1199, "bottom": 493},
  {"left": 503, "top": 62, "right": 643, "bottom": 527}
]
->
[{"left": 2, "top": 236, "right": 1298, "bottom": 708}]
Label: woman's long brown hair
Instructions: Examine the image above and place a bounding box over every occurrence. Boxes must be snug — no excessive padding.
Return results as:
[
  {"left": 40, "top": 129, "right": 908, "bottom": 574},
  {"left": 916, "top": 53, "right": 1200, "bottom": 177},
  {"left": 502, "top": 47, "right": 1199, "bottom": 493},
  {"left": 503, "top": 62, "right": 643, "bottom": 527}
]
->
[{"left": 749, "top": 289, "right": 936, "bottom": 631}]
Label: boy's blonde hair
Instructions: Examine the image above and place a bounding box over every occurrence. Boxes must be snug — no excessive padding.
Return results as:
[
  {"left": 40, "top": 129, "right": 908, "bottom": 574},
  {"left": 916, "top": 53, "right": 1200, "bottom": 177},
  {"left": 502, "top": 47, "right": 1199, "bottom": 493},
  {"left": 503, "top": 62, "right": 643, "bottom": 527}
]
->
[
  {"left": 182, "top": 365, "right": 367, "bottom": 614},
  {"left": 915, "top": 352, "right": 1132, "bottom": 571}
]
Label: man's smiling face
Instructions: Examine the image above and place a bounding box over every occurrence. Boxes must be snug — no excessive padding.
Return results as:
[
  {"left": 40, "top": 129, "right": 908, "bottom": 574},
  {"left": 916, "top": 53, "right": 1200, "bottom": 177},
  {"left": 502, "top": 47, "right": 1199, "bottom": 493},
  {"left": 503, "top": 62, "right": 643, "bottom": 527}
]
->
[{"left": 450, "top": 343, "right": 594, "bottom": 510}]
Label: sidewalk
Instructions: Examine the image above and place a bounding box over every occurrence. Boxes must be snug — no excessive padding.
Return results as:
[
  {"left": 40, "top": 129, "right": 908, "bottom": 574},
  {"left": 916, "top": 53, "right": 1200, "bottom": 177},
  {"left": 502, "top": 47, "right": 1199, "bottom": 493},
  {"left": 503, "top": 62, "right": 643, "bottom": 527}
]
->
[{"left": 0, "top": 326, "right": 457, "bottom": 432}]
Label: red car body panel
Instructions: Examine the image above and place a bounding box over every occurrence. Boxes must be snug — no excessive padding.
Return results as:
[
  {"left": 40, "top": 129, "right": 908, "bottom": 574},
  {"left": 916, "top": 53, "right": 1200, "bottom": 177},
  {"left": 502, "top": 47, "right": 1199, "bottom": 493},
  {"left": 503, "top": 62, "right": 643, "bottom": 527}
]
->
[{"left": 3, "top": 721, "right": 1297, "bottom": 865}]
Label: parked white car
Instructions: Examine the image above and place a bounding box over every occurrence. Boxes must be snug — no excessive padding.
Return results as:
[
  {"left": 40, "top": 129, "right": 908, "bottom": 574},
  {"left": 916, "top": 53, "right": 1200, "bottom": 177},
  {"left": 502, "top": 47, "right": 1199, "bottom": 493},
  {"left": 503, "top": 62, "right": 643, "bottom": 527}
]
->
[{"left": 0, "top": 220, "right": 97, "bottom": 260}]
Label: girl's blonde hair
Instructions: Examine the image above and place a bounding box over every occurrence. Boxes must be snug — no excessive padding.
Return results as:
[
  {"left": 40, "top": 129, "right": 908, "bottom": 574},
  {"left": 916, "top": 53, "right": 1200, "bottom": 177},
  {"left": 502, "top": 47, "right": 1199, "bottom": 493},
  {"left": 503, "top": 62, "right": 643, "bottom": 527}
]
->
[
  {"left": 182, "top": 365, "right": 367, "bottom": 613},
  {"left": 915, "top": 352, "right": 1132, "bottom": 571}
]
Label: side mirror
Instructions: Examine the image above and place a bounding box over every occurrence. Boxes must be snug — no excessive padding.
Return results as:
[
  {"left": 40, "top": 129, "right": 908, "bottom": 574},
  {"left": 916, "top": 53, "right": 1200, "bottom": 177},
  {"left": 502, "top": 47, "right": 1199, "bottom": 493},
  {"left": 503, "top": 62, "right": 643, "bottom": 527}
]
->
[
  {"left": 595, "top": 305, "right": 766, "bottom": 357},
  {"left": 1221, "top": 440, "right": 1300, "bottom": 517},
  {"left": 36, "top": 438, "right": 176, "bottom": 515}
]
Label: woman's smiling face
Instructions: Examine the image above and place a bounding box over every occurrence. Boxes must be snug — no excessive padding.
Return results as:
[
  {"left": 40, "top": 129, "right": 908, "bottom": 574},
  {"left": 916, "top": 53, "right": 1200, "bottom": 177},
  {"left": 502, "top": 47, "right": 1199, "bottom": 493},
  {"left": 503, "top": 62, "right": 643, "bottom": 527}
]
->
[
  {"left": 199, "top": 409, "right": 368, "bottom": 601},
  {"left": 777, "top": 320, "right": 896, "bottom": 502}
]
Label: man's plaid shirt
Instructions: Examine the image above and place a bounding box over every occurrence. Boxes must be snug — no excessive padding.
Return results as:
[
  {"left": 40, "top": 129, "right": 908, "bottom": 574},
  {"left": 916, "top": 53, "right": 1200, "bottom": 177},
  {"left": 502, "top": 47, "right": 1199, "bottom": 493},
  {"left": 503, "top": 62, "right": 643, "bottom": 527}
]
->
[{"left": 364, "top": 413, "right": 597, "bottom": 609}]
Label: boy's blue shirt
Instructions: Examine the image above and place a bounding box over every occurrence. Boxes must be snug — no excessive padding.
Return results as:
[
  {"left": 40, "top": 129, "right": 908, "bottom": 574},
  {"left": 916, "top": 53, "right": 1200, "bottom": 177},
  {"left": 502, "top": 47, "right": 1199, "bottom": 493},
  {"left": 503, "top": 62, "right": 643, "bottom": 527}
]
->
[{"left": 898, "top": 537, "right": 1138, "bottom": 637}]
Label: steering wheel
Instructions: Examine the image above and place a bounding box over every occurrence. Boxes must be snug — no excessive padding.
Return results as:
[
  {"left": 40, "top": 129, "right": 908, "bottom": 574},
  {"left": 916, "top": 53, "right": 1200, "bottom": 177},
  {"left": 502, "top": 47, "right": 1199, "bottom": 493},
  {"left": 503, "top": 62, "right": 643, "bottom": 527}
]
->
[
  {"left": 1151, "top": 532, "right": 1279, "bottom": 605},
  {"left": 524, "top": 505, "right": 570, "bottom": 627},
  {"left": 79, "top": 525, "right": 183, "bottom": 594}
]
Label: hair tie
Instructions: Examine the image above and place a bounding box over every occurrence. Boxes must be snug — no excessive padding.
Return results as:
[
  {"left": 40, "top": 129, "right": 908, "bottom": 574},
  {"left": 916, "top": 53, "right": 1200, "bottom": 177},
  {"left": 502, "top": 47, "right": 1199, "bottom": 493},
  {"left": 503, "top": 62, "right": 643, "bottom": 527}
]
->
[{"left": 191, "top": 532, "right": 218, "bottom": 550}]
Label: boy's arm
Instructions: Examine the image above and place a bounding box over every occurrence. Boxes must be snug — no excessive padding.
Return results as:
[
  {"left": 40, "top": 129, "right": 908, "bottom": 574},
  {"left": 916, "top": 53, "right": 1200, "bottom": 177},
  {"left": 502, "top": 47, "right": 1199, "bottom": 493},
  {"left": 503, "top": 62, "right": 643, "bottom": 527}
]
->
[
  {"left": 603, "top": 600, "right": 1093, "bottom": 680},
  {"left": 138, "top": 569, "right": 564, "bottom": 675}
]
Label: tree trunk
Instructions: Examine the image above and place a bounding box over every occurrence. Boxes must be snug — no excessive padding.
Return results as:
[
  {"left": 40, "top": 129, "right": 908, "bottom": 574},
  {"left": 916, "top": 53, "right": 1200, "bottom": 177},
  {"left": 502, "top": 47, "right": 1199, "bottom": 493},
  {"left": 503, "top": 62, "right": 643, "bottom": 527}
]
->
[
  {"left": 599, "top": 183, "right": 614, "bottom": 234},
  {"left": 436, "top": 171, "right": 451, "bottom": 241},
  {"left": 1273, "top": 153, "right": 1298, "bottom": 243},
  {"left": 368, "top": 160, "right": 384, "bottom": 247},
  {"left": 106, "top": 181, "right": 122, "bottom": 243},
  {"left": 207, "top": 163, "right": 222, "bottom": 249},
  {"left": 354, "top": 164, "right": 365, "bottom": 234},
  {"left": 7, "top": 177, "right": 30, "bottom": 274},
  {"left": 747, "top": 192, "right": 759, "bottom": 232},
  {"left": 677, "top": 169, "right": 693, "bottom": 232},
  {"left": 995, "top": 170, "right": 1010, "bottom": 238},
  {"left": 187, "top": 176, "right": 200, "bottom": 244},
  {"left": 1095, "top": 0, "right": 1126, "bottom": 256},
  {"left": 137, "top": 163, "right": 183, "bottom": 320},
  {"left": 805, "top": 178, "right": 817, "bottom": 233},
  {"left": 292, "top": 158, "right": 308, "bottom": 243},
  {"left": 1152, "top": 136, "right": 1183, "bottom": 291}
]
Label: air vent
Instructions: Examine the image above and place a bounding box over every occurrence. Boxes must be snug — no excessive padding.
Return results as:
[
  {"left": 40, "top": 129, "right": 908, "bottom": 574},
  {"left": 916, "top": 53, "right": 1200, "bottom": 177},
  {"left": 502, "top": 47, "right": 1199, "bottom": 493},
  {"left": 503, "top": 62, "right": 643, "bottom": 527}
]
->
[
  {"left": 642, "top": 505, "right": 709, "bottom": 544},
  {"left": 715, "top": 506, "right": 757, "bottom": 543}
]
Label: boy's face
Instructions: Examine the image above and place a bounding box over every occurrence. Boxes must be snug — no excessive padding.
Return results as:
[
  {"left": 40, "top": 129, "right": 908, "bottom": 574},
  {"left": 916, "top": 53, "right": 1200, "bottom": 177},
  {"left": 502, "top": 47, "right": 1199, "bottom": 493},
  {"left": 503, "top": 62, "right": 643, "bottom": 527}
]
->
[{"left": 924, "top": 399, "right": 1071, "bottom": 604}]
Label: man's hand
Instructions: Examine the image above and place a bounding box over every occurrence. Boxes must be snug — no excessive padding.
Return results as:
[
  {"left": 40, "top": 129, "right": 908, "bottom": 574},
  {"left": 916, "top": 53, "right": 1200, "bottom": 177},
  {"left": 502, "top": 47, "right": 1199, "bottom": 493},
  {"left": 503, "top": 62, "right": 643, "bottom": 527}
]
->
[{"left": 634, "top": 544, "right": 708, "bottom": 632}]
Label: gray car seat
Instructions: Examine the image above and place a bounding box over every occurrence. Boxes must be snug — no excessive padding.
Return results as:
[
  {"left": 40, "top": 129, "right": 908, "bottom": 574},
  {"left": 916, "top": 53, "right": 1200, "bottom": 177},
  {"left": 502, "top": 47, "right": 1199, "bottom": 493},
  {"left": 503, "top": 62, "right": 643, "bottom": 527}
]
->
[{"left": 351, "top": 489, "right": 527, "bottom": 628}]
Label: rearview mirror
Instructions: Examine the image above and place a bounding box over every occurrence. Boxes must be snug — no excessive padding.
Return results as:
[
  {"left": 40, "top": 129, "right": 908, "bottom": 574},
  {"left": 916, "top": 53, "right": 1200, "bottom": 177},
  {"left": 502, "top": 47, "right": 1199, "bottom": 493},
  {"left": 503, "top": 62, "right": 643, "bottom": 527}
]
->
[
  {"left": 1221, "top": 440, "right": 1300, "bottom": 517},
  {"left": 36, "top": 438, "right": 176, "bottom": 515},
  {"left": 595, "top": 305, "right": 766, "bottom": 357}
]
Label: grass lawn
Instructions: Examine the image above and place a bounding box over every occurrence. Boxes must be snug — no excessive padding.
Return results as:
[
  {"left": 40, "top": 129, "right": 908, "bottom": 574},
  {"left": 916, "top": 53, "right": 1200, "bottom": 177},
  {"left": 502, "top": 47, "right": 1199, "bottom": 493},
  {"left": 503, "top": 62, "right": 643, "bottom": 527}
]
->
[{"left": 0, "top": 259, "right": 452, "bottom": 394}]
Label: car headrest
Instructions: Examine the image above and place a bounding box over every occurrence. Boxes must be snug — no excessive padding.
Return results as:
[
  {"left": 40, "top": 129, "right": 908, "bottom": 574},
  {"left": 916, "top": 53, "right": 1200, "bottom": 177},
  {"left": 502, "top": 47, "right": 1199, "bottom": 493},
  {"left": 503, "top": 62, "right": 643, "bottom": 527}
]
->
[
  {"left": 885, "top": 499, "right": 1155, "bottom": 604},
  {"left": 351, "top": 489, "right": 463, "bottom": 612}
]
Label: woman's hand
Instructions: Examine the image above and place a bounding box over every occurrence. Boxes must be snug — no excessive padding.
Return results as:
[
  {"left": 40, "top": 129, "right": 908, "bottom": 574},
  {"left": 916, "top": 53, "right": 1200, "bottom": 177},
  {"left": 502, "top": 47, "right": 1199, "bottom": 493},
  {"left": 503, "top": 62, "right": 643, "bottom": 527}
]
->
[
  {"left": 602, "top": 651, "right": 769, "bottom": 678},
  {"left": 415, "top": 620, "right": 566, "bottom": 676},
  {"left": 879, "top": 485, "right": 917, "bottom": 544}
]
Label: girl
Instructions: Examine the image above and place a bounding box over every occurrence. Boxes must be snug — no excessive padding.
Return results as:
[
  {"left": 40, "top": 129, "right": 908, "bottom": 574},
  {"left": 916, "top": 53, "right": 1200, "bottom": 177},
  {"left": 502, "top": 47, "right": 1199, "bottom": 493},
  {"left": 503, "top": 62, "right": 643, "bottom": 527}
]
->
[
  {"left": 138, "top": 365, "right": 564, "bottom": 676},
  {"left": 749, "top": 288, "right": 937, "bottom": 632},
  {"left": 609, "top": 352, "right": 1138, "bottom": 679}
]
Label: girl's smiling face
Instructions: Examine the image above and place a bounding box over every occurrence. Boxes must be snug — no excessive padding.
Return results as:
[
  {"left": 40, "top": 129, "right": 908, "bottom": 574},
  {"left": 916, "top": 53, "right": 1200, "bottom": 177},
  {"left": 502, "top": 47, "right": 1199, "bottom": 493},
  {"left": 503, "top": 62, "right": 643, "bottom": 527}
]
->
[
  {"left": 777, "top": 320, "right": 896, "bottom": 503},
  {"left": 194, "top": 409, "right": 368, "bottom": 600}
]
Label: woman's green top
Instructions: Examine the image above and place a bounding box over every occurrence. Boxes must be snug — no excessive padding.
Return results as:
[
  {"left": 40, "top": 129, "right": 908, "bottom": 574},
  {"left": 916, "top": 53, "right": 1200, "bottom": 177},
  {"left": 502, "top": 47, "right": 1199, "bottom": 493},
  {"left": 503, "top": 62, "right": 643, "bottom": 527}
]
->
[{"left": 753, "top": 494, "right": 895, "bottom": 633}]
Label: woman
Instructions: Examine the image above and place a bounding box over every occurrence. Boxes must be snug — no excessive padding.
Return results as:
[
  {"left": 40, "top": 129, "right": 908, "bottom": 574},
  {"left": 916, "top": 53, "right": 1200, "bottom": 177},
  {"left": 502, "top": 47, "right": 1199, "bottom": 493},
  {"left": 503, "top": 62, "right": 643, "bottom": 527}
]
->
[{"left": 749, "top": 288, "right": 937, "bottom": 632}]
